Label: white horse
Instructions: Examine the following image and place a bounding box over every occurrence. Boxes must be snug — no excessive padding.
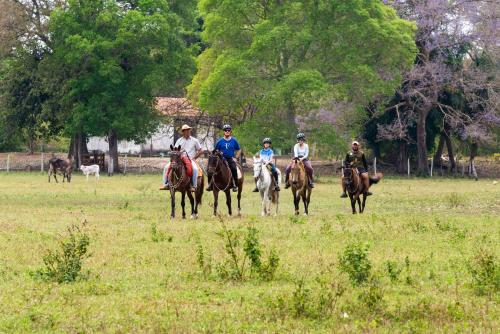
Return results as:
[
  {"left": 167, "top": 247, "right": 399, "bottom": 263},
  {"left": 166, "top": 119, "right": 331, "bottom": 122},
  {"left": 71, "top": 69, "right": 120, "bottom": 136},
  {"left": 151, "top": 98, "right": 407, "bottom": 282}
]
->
[{"left": 253, "top": 157, "right": 280, "bottom": 216}]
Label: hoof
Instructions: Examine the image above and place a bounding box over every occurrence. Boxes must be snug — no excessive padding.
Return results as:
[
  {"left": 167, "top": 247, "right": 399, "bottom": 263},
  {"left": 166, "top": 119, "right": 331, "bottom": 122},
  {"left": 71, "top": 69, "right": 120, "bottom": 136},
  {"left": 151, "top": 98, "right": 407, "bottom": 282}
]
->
[
  {"left": 303, "top": 213, "right": 308, "bottom": 216},
  {"left": 190, "top": 214, "right": 197, "bottom": 220}
]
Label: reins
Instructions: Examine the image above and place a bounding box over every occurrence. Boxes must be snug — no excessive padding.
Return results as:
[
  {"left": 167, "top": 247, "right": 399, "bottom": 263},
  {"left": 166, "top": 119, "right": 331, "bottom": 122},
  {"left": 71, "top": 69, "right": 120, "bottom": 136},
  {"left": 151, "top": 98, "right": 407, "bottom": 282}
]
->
[{"left": 209, "top": 154, "right": 232, "bottom": 192}]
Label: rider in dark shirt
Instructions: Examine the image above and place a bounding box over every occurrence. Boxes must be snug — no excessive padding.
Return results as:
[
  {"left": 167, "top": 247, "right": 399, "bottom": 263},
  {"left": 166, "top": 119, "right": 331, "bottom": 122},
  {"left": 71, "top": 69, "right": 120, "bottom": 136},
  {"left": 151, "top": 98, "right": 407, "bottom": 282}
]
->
[{"left": 341, "top": 141, "right": 372, "bottom": 198}]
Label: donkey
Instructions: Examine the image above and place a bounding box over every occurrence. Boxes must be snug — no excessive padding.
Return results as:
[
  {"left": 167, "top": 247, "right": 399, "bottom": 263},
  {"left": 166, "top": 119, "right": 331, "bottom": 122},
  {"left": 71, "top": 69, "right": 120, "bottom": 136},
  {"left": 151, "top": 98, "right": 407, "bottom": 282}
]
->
[
  {"left": 253, "top": 156, "right": 280, "bottom": 216},
  {"left": 290, "top": 158, "right": 312, "bottom": 215},
  {"left": 343, "top": 166, "right": 382, "bottom": 214},
  {"left": 167, "top": 145, "right": 204, "bottom": 219},
  {"left": 48, "top": 157, "right": 73, "bottom": 183},
  {"left": 206, "top": 150, "right": 244, "bottom": 216}
]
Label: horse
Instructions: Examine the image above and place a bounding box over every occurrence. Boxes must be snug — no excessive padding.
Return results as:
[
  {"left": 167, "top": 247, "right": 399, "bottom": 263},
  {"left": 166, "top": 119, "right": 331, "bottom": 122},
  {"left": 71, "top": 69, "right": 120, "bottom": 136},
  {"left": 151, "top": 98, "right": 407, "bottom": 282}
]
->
[
  {"left": 290, "top": 158, "right": 312, "bottom": 215},
  {"left": 342, "top": 165, "right": 382, "bottom": 214},
  {"left": 167, "top": 145, "right": 204, "bottom": 219},
  {"left": 48, "top": 157, "right": 73, "bottom": 183},
  {"left": 253, "top": 157, "right": 280, "bottom": 216},
  {"left": 206, "top": 150, "right": 244, "bottom": 216}
]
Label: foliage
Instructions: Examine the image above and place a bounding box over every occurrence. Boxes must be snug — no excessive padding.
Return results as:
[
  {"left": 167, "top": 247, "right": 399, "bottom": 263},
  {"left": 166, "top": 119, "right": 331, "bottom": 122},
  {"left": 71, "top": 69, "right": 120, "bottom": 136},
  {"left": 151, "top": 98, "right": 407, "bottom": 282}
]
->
[
  {"left": 33, "top": 222, "right": 90, "bottom": 283},
  {"left": 338, "top": 242, "right": 372, "bottom": 286},
  {"left": 190, "top": 0, "right": 416, "bottom": 141},
  {"left": 468, "top": 248, "right": 499, "bottom": 296},
  {"left": 151, "top": 222, "right": 172, "bottom": 243}
]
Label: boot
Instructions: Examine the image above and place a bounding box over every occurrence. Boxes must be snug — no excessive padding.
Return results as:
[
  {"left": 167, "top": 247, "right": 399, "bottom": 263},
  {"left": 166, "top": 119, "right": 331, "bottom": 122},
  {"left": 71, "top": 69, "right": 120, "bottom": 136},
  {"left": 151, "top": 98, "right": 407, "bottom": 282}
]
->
[
  {"left": 340, "top": 192, "right": 348, "bottom": 198},
  {"left": 232, "top": 181, "right": 238, "bottom": 192},
  {"left": 159, "top": 183, "right": 170, "bottom": 190},
  {"left": 252, "top": 178, "right": 259, "bottom": 192},
  {"left": 285, "top": 173, "right": 290, "bottom": 189},
  {"left": 308, "top": 175, "right": 315, "bottom": 188},
  {"left": 273, "top": 174, "right": 280, "bottom": 191},
  {"left": 206, "top": 178, "right": 213, "bottom": 191}
]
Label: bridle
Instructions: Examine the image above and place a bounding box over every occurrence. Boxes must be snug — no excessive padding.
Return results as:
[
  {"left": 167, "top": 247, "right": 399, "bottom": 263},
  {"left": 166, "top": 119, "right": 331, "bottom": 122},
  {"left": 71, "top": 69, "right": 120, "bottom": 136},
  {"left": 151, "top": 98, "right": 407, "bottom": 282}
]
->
[
  {"left": 208, "top": 152, "right": 232, "bottom": 192},
  {"left": 169, "top": 151, "right": 187, "bottom": 190},
  {"left": 344, "top": 166, "right": 360, "bottom": 194}
]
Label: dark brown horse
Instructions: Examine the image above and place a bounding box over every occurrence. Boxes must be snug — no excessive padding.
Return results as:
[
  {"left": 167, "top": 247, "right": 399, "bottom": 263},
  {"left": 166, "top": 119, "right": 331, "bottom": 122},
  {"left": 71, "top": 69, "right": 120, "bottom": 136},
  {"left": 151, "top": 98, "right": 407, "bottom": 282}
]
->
[
  {"left": 206, "top": 150, "right": 244, "bottom": 216},
  {"left": 48, "top": 156, "right": 73, "bottom": 183},
  {"left": 290, "top": 158, "right": 312, "bottom": 215},
  {"left": 342, "top": 166, "right": 382, "bottom": 214},
  {"left": 168, "top": 145, "right": 204, "bottom": 219}
]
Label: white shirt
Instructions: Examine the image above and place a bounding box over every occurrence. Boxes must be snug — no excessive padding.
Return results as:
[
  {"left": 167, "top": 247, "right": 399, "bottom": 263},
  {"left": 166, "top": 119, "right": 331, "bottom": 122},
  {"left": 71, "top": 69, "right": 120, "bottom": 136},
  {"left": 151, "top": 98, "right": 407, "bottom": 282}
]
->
[
  {"left": 174, "top": 136, "right": 202, "bottom": 159},
  {"left": 294, "top": 143, "right": 309, "bottom": 159}
]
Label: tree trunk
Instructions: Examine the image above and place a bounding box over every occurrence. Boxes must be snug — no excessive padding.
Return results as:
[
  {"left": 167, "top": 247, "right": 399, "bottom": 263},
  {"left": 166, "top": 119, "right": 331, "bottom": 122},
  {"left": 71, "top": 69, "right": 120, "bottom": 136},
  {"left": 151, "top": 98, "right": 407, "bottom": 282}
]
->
[
  {"left": 416, "top": 110, "right": 429, "bottom": 175},
  {"left": 396, "top": 141, "right": 408, "bottom": 174},
  {"left": 108, "top": 129, "right": 119, "bottom": 173},
  {"left": 433, "top": 133, "right": 445, "bottom": 166},
  {"left": 444, "top": 133, "right": 455, "bottom": 172},
  {"left": 68, "top": 132, "right": 89, "bottom": 168}
]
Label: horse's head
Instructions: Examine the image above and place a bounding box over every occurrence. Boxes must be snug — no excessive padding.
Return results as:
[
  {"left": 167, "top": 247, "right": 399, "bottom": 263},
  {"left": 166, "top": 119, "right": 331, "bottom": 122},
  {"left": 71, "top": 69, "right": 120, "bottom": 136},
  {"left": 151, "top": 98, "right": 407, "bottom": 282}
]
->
[
  {"left": 169, "top": 145, "right": 183, "bottom": 171},
  {"left": 207, "top": 150, "right": 223, "bottom": 177},
  {"left": 343, "top": 165, "right": 358, "bottom": 189},
  {"left": 253, "top": 156, "right": 263, "bottom": 178},
  {"left": 290, "top": 158, "right": 304, "bottom": 185}
]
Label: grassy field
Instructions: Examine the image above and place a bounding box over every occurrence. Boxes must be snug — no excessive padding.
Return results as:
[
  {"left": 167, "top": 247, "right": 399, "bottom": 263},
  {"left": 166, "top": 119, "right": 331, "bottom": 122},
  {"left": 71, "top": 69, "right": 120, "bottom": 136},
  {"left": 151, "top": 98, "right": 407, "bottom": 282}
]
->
[{"left": 0, "top": 173, "right": 498, "bottom": 333}]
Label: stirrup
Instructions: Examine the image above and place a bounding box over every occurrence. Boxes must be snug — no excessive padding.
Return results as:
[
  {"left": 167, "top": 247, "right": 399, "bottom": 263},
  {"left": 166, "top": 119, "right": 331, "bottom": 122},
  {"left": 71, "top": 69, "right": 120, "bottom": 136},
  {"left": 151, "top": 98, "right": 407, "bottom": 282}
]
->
[
  {"left": 206, "top": 183, "right": 213, "bottom": 191},
  {"left": 309, "top": 182, "right": 315, "bottom": 188},
  {"left": 232, "top": 185, "right": 238, "bottom": 192},
  {"left": 275, "top": 186, "right": 280, "bottom": 191},
  {"left": 285, "top": 182, "right": 290, "bottom": 189}
]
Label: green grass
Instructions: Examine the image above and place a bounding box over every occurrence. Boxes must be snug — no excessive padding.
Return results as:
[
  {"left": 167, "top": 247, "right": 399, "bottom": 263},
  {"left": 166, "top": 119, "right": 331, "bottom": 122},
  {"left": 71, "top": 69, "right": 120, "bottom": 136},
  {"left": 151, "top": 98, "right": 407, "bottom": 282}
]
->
[{"left": 0, "top": 173, "right": 498, "bottom": 333}]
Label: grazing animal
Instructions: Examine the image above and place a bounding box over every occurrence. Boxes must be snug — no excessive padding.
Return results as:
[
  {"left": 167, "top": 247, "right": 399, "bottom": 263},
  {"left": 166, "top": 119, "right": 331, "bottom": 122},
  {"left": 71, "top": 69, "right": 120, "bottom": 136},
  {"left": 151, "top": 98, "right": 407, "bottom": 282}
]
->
[
  {"left": 290, "top": 158, "right": 312, "bottom": 215},
  {"left": 80, "top": 164, "right": 100, "bottom": 182},
  {"left": 253, "top": 157, "right": 280, "bottom": 216},
  {"left": 48, "top": 157, "right": 73, "bottom": 183},
  {"left": 206, "top": 150, "right": 243, "bottom": 216},
  {"left": 168, "top": 145, "right": 204, "bottom": 219},
  {"left": 342, "top": 166, "right": 382, "bottom": 214}
]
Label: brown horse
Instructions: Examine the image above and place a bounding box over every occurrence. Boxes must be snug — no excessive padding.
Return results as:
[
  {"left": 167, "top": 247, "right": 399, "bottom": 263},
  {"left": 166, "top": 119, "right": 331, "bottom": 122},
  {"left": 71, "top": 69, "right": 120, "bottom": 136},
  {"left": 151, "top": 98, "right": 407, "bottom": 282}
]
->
[
  {"left": 168, "top": 145, "right": 204, "bottom": 219},
  {"left": 342, "top": 166, "right": 382, "bottom": 214},
  {"left": 290, "top": 158, "right": 312, "bottom": 215},
  {"left": 48, "top": 156, "right": 73, "bottom": 183},
  {"left": 206, "top": 150, "right": 244, "bottom": 216}
]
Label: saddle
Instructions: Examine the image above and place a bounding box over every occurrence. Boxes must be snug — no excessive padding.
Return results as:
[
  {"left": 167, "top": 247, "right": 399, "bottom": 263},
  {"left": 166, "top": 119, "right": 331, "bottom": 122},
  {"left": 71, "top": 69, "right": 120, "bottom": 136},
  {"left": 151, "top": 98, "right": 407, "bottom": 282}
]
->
[{"left": 194, "top": 160, "right": 203, "bottom": 177}]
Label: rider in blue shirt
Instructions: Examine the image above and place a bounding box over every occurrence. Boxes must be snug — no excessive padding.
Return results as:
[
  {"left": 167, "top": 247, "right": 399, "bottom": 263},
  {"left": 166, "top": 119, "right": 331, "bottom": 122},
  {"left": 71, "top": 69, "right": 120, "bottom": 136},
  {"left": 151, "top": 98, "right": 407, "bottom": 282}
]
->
[
  {"left": 207, "top": 124, "right": 241, "bottom": 192},
  {"left": 253, "top": 138, "right": 280, "bottom": 192}
]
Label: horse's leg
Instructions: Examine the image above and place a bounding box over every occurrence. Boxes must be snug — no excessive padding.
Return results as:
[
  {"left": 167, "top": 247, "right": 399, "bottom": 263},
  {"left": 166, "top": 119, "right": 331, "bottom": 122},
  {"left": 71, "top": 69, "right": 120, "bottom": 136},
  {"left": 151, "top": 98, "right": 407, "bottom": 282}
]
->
[
  {"left": 260, "top": 190, "right": 266, "bottom": 216},
  {"left": 226, "top": 190, "right": 232, "bottom": 216},
  {"left": 237, "top": 182, "right": 242, "bottom": 217},
  {"left": 181, "top": 191, "right": 186, "bottom": 219},
  {"left": 302, "top": 192, "right": 308, "bottom": 216},
  {"left": 361, "top": 193, "right": 367, "bottom": 213},
  {"left": 349, "top": 194, "right": 356, "bottom": 214},
  {"left": 54, "top": 173, "right": 58, "bottom": 183},
  {"left": 213, "top": 190, "right": 219, "bottom": 216},
  {"left": 357, "top": 196, "right": 362, "bottom": 213},
  {"left": 187, "top": 190, "right": 195, "bottom": 219},
  {"left": 293, "top": 190, "right": 300, "bottom": 215},
  {"left": 170, "top": 190, "right": 176, "bottom": 219}
]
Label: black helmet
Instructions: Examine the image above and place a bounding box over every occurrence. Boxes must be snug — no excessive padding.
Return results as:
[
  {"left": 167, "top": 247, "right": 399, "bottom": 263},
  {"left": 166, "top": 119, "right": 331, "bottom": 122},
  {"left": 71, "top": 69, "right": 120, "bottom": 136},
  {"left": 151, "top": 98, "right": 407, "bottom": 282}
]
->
[
  {"left": 222, "top": 124, "right": 232, "bottom": 131},
  {"left": 263, "top": 137, "right": 271, "bottom": 144},
  {"left": 296, "top": 133, "right": 306, "bottom": 140}
]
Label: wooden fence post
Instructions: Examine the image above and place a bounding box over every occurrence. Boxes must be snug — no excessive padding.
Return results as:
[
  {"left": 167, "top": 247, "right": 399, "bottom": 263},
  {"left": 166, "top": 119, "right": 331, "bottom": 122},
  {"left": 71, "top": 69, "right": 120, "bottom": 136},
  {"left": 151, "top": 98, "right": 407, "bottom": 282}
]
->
[
  {"left": 124, "top": 154, "right": 127, "bottom": 175},
  {"left": 41, "top": 153, "right": 44, "bottom": 172},
  {"left": 461, "top": 163, "right": 465, "bottom": 177},
  {"left": 139, "top": 153, "right": 143, "bottom": 174},
  {"left": 341, "top": 159, "right": 344, "bottom": 177},
  {"left": 374, "top": 157, "right": 377, "bottom": 175},
  {"left": 6, "top": 154, "right": 10, "bottom": 172},
  {"left": 430, "top": 158, "right": 433, "bottom": 177},
  {"left": 407, "top": 158, "right": 410, "bottom": 178}
]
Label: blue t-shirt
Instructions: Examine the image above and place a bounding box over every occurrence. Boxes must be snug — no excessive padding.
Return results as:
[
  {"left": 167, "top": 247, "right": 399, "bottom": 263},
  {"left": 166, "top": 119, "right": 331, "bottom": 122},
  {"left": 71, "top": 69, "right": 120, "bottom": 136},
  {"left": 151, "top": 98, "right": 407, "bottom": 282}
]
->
[
  {"left": 215, "top": 137, "right": 241, "bottom": 158},
  {"left": 259, "top": 148, "right": 274, "bottom": 163}
]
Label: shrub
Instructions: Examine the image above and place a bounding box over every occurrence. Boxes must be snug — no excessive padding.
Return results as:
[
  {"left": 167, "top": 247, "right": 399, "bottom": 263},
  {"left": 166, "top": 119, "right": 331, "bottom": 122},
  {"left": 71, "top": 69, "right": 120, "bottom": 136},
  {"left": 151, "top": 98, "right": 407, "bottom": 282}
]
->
[
  {"left": 338, "top": 242, "right": 372, "bottom": 286},
  {"left": 34, "top": 223, "right": 90, "bottom": 283},
  {"left": 468, "top": 248, "right": 499, "bottom": 296},
  {"left": 446, "top": 192, "right": 466, "bottom": 208},
  {"left": 151, "top": 222, "right": 172, "bottom": 243},
  {"left": 385, "top": 260, "right": 402, "bottom": 282},
  {"left": 357, "top": 275, "right": 385, "bottom": 312}
]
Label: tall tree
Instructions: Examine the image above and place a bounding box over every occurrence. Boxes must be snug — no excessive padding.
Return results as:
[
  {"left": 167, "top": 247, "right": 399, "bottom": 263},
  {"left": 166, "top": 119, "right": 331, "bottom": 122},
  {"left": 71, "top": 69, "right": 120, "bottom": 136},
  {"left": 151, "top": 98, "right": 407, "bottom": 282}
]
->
[
  {"left": 189, "top": 0, "right": 417, "bottom": 144},
  {"left": 49, "top": 0, "right": 195, "bottom": 171}
]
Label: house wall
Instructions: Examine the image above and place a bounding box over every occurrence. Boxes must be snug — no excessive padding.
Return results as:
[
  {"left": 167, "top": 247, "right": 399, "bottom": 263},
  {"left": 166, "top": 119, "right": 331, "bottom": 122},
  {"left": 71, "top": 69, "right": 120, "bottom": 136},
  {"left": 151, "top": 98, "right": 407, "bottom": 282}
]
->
[{"left": 87, "top": 124, "right": 215, "bottom": 154}]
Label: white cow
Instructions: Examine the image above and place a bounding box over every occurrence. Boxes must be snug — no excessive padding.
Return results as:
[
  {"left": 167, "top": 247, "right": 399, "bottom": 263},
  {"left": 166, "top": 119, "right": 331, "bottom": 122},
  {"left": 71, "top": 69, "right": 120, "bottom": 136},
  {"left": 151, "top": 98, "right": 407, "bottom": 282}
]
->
[{"left": 80, "top": 164, "right": 100, "bottom": 182}]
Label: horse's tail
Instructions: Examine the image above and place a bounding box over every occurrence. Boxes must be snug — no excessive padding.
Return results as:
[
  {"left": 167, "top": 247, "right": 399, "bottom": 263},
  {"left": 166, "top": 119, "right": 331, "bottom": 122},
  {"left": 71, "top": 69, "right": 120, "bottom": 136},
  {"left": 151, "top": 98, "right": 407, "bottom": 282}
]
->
[
  {"left": 196, "top": 176, "right": 204, "bottom": 205},
  {"left": 369, "top": 173, "right": 383, "bottom": 185}
]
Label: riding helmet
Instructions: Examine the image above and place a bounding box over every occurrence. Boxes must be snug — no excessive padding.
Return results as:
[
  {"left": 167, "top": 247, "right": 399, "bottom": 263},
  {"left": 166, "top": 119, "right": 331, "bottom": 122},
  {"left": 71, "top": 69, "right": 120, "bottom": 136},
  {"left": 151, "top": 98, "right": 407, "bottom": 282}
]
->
[
  {"left": 296, "top": 133, "right": 306, "bottom": 140},
  {"left": 263, "top": 137, "right": 272, "bottom": 144},
  {"left": 222, "top": 124, "right": 232, "bottom": 131}
]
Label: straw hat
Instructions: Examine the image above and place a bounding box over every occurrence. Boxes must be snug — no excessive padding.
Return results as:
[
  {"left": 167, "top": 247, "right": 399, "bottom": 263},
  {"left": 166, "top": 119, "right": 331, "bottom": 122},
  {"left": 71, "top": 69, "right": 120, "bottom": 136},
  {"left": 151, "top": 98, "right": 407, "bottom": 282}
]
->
[
  {"left": 181, "top": 124, "right": 192, "bottom": 131},
  {"left": 352, "top": 140, "right": 360, "bottom": 145}
]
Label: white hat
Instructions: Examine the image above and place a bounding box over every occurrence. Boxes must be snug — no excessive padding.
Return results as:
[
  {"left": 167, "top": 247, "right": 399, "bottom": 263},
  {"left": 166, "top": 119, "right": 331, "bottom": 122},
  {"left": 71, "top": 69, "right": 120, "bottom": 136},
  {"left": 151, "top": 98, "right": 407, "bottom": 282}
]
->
[
  {"left": 181, "top": 124, "right": 192, "bottom": 131},
  {"left": 352, "top": 140, "right": 360, "bottom": 145}
]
